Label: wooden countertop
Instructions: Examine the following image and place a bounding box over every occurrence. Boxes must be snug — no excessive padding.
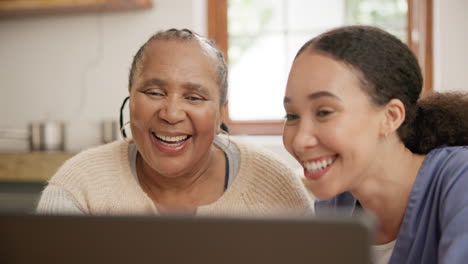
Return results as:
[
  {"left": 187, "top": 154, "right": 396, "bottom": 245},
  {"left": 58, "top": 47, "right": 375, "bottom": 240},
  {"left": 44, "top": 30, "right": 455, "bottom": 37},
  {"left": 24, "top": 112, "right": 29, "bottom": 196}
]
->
[{"left": 0, "top": 152, "right": 75, "bottom": 182}]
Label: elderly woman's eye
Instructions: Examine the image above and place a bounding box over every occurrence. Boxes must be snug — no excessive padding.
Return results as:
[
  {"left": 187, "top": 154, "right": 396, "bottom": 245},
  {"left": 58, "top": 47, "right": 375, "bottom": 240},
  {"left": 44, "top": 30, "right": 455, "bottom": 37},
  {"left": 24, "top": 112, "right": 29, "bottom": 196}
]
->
[
  {"left": 186, "top": 95, "right": 205, "bottom": 101},
  {"left": 144, "top": 90, "right": 164, "bottom": 96}
]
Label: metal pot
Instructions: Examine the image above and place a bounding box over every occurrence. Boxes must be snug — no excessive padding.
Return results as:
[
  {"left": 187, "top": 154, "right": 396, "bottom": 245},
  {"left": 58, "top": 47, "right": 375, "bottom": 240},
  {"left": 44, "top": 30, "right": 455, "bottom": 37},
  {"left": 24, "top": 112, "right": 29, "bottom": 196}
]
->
[
  {"left": 29, "top": 121, "right": 65, "bottom": 151},
  {"left": 101, "top": 120, "right": 119, "bottom": 144}
]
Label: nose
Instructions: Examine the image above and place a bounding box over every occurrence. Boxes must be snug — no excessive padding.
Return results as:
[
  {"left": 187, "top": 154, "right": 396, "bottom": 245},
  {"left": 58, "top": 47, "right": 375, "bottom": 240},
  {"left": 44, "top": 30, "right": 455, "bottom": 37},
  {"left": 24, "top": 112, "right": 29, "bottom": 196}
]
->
[
  {"left": 291, "top": 121, "right": 318, "bottom": 157},
  {"left": 158, "top": 97, "right": 186, "bottom": 124}
]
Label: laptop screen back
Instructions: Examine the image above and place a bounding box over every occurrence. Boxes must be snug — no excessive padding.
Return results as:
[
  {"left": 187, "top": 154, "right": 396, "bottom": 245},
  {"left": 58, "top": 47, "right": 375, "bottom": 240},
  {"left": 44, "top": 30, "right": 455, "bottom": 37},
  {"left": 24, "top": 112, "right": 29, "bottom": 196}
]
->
[{"left": 0, "top": 214, "right": 373, "bottom": 264}]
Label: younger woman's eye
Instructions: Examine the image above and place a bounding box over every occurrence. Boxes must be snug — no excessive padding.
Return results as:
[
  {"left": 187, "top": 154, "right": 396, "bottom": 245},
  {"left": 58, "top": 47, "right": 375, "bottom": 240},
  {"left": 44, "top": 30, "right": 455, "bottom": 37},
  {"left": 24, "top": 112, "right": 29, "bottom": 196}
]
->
[
  {"left": 285, "top": 113, "right": 299, "bottom": 121},
  {"left": 316, "top": 109, "right": 334, "bottom": 117}
]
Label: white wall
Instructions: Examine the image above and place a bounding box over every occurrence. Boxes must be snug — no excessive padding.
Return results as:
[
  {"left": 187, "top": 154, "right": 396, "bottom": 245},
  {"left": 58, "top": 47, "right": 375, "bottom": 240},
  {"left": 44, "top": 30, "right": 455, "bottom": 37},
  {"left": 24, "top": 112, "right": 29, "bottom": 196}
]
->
[
  {"left": 0, "top": 0, "right": 206, "bottom": 152},
  {"left": 433, "top": 0, "right": 468, "bottom": 92}
]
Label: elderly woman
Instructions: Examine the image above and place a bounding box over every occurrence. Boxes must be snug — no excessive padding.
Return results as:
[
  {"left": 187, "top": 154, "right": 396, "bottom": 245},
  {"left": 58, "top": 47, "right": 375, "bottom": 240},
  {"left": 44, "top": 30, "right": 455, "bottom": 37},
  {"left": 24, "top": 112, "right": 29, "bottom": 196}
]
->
[{"left": 37, "top": 29, "right": 313, "bottom": 216}]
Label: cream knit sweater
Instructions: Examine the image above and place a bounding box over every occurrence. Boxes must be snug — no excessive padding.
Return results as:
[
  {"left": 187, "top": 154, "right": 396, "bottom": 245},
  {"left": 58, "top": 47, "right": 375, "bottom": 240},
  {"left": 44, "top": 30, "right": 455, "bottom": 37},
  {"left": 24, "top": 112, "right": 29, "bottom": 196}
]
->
[{"left": 38, "top": 138, "right": 313, "bottom": 216}]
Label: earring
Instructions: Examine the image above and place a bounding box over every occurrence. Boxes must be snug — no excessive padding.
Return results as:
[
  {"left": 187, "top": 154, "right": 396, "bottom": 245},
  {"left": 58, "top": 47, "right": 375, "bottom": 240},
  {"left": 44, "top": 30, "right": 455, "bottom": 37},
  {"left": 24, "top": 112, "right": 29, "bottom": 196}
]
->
[
  {"left": 120, "top": 121, "right": 132, "bottom": 142},
  {"left": 218, "top": 129, "right": 232, "bottom": 150},
  {"left": 215, "top": 121, "right": 231, "bottom": 152},
  {"left": 219, "top": 129, "right": 229, "bottom": 136}
]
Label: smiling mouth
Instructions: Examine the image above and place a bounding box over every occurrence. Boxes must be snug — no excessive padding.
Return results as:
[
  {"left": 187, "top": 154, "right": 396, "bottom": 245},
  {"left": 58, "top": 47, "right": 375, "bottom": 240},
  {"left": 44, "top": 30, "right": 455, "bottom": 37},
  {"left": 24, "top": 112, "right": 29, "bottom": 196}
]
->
[
  {"left": 303, "top": 155, "right": 338, "bottom": 174},
  {"left": 152, "top": 132, "right": 191, "bottom": 146}
]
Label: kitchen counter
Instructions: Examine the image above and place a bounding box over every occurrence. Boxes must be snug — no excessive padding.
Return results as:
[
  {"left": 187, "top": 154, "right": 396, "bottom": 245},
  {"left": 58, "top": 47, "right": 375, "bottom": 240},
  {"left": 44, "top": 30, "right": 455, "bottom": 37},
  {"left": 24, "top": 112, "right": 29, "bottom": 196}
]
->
[{"left": 0, "top": 152, "right": 75, "bottom": 182}]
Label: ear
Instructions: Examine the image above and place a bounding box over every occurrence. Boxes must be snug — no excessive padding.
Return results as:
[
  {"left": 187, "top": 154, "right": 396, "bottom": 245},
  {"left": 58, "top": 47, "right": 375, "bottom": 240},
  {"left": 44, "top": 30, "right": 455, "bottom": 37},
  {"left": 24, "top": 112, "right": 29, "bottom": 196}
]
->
[
  {"left": 218, "top": 101, "right": 229, "bottom": 133},
  {"left": 380, "top": 99, "right": 405, "bottom": 137},
  {"left": 220, "top": 101, "right": 228, "bottom": 121}
]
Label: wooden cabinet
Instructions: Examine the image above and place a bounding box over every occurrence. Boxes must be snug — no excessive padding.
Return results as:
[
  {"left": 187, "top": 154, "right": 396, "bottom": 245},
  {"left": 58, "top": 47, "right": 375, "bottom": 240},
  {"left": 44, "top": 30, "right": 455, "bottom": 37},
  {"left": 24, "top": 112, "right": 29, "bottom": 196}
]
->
[
  {"left": 0, "top": 0, "right": 152, "bottom": 18},
  {"left": 0, "top": 152, "right": 75, "bottom": 182}
]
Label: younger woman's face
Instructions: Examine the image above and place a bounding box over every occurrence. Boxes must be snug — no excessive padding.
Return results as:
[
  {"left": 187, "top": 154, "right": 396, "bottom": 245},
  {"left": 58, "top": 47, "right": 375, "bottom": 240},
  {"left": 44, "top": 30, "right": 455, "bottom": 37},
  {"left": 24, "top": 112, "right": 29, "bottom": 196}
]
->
[{"left": 282, "top": 52, "right": 385, "bottom": 200}]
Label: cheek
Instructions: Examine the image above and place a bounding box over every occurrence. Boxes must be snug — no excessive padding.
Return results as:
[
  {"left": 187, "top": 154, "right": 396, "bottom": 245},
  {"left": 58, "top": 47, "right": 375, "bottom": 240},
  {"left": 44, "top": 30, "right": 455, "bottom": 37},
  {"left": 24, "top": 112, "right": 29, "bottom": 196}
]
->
[
  {"left": 129, "top": 96, "right": 155, "bottom": 129},
  {"left": 282, "top": 126, "right": 296, "bottom": 155},
  {"left": 283, "top": 124, "right": 304, "bottom": 162},
  {"left": 191, "top": 105, "right": 220, "bottom": 132},
  {"left": 326, "top": 117, "right": 379, "bottom": 165}
]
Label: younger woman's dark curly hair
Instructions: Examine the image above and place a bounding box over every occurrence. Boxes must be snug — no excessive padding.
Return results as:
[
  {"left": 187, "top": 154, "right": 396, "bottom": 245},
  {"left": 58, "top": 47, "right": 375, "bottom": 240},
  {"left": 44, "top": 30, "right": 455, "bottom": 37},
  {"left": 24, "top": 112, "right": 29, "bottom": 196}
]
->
[{"left": 295, "top": 25, "right": 468, "bottom": 154}]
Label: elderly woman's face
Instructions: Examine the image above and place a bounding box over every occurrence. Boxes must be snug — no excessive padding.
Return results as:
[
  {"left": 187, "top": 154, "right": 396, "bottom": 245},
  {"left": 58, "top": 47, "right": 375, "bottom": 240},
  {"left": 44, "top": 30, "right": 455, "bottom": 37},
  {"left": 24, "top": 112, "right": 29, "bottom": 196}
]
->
[{"left": 129, "top": 39, "right": 226, "bottom": 177}]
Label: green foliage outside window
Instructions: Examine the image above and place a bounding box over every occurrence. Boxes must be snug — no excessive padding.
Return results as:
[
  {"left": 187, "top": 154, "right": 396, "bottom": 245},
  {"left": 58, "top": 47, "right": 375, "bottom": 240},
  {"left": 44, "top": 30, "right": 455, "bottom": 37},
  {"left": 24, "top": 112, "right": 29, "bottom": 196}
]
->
[{"left": 346, "top": 0, "right": 407, "bottom": 41}]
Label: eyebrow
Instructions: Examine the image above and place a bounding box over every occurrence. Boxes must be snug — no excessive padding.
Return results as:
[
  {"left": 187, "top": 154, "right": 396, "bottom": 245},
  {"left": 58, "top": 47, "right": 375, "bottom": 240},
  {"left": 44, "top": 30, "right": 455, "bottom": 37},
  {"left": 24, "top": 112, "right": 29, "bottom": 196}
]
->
[
  {"left": 182, "top": 82, "right": 210, "bottom": 97},
  {"left": 139, "top": 79, "right": 210, "bottom": 96},
  {"left": 283, "top": 91, "right": 341, "bottom": 104},
  {"left": 140, "top": 78, "right": 167, "bottom": 89}
]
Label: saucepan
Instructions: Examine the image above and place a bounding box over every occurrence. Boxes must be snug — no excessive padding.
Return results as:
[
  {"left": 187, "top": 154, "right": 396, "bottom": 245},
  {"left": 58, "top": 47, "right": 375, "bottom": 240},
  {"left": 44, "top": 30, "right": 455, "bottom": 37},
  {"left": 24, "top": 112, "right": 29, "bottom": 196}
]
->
[
  {"left": 0, "top": 121, "right": 65, "bottom": 151},
  {"left": 28, "top": 121, "right": 65, "bottom": 151}
]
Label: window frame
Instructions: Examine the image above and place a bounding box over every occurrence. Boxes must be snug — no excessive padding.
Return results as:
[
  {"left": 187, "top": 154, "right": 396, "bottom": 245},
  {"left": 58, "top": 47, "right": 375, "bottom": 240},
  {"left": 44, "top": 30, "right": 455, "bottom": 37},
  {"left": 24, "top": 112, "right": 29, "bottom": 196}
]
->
[{"left": 208, "top": 0, "right": 433, "bottom": 135}]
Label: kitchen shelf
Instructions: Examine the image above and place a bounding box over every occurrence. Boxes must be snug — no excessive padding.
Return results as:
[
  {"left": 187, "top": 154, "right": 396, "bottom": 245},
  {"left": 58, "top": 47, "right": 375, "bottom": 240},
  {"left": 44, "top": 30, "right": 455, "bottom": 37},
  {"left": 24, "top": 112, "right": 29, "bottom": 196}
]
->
[{"left": 0, "top": 0, "right": 152, "bottom": 18}]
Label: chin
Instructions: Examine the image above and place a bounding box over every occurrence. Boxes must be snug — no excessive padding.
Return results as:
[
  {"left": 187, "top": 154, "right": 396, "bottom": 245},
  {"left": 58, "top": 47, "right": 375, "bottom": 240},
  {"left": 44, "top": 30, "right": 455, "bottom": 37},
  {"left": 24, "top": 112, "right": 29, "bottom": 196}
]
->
[
  {"left": 306, "top": 184, "right": 341, "bottom": 201},
  {"left": 156, "top": 168, "right": 186, "bottom": 178}
]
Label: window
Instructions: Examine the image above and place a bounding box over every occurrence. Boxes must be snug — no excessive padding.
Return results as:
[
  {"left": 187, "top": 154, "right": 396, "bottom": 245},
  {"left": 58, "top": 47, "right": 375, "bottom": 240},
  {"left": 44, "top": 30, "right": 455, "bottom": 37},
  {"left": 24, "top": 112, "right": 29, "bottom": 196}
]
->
[{"left": 208, "top": 0, "right": 432, "bottom": 135}]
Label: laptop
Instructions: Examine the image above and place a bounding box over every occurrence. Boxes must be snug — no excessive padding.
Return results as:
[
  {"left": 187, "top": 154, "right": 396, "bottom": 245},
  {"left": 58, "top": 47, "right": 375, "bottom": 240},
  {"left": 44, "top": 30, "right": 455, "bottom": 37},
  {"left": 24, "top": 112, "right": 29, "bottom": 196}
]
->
[{"left": 0, "top": 213, "right": 374, "bottom": 264}]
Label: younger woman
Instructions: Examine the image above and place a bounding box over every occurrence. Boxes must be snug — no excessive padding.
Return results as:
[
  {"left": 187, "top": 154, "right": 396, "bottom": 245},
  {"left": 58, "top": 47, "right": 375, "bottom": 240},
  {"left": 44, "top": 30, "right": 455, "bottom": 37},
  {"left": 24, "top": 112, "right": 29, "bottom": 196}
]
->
[{"left": 282, "top": 25, "right": 468, "bottom": 263}]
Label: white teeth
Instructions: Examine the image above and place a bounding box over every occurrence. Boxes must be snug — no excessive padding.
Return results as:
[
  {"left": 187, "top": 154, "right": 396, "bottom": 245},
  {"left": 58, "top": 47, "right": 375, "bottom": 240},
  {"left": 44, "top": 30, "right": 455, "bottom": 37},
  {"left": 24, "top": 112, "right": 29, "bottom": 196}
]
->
[
  {"left": 311, "top": 163, "right": 318, "bottom": 171},
  {"left": 304, "top": 157, "right": 335, "bottom": 173},
  {"left": 154, "top": 134, "right": 189, "bottom": 143},
  {"left": 159, "top": 140, "right": 181, "bottom": 147}
]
